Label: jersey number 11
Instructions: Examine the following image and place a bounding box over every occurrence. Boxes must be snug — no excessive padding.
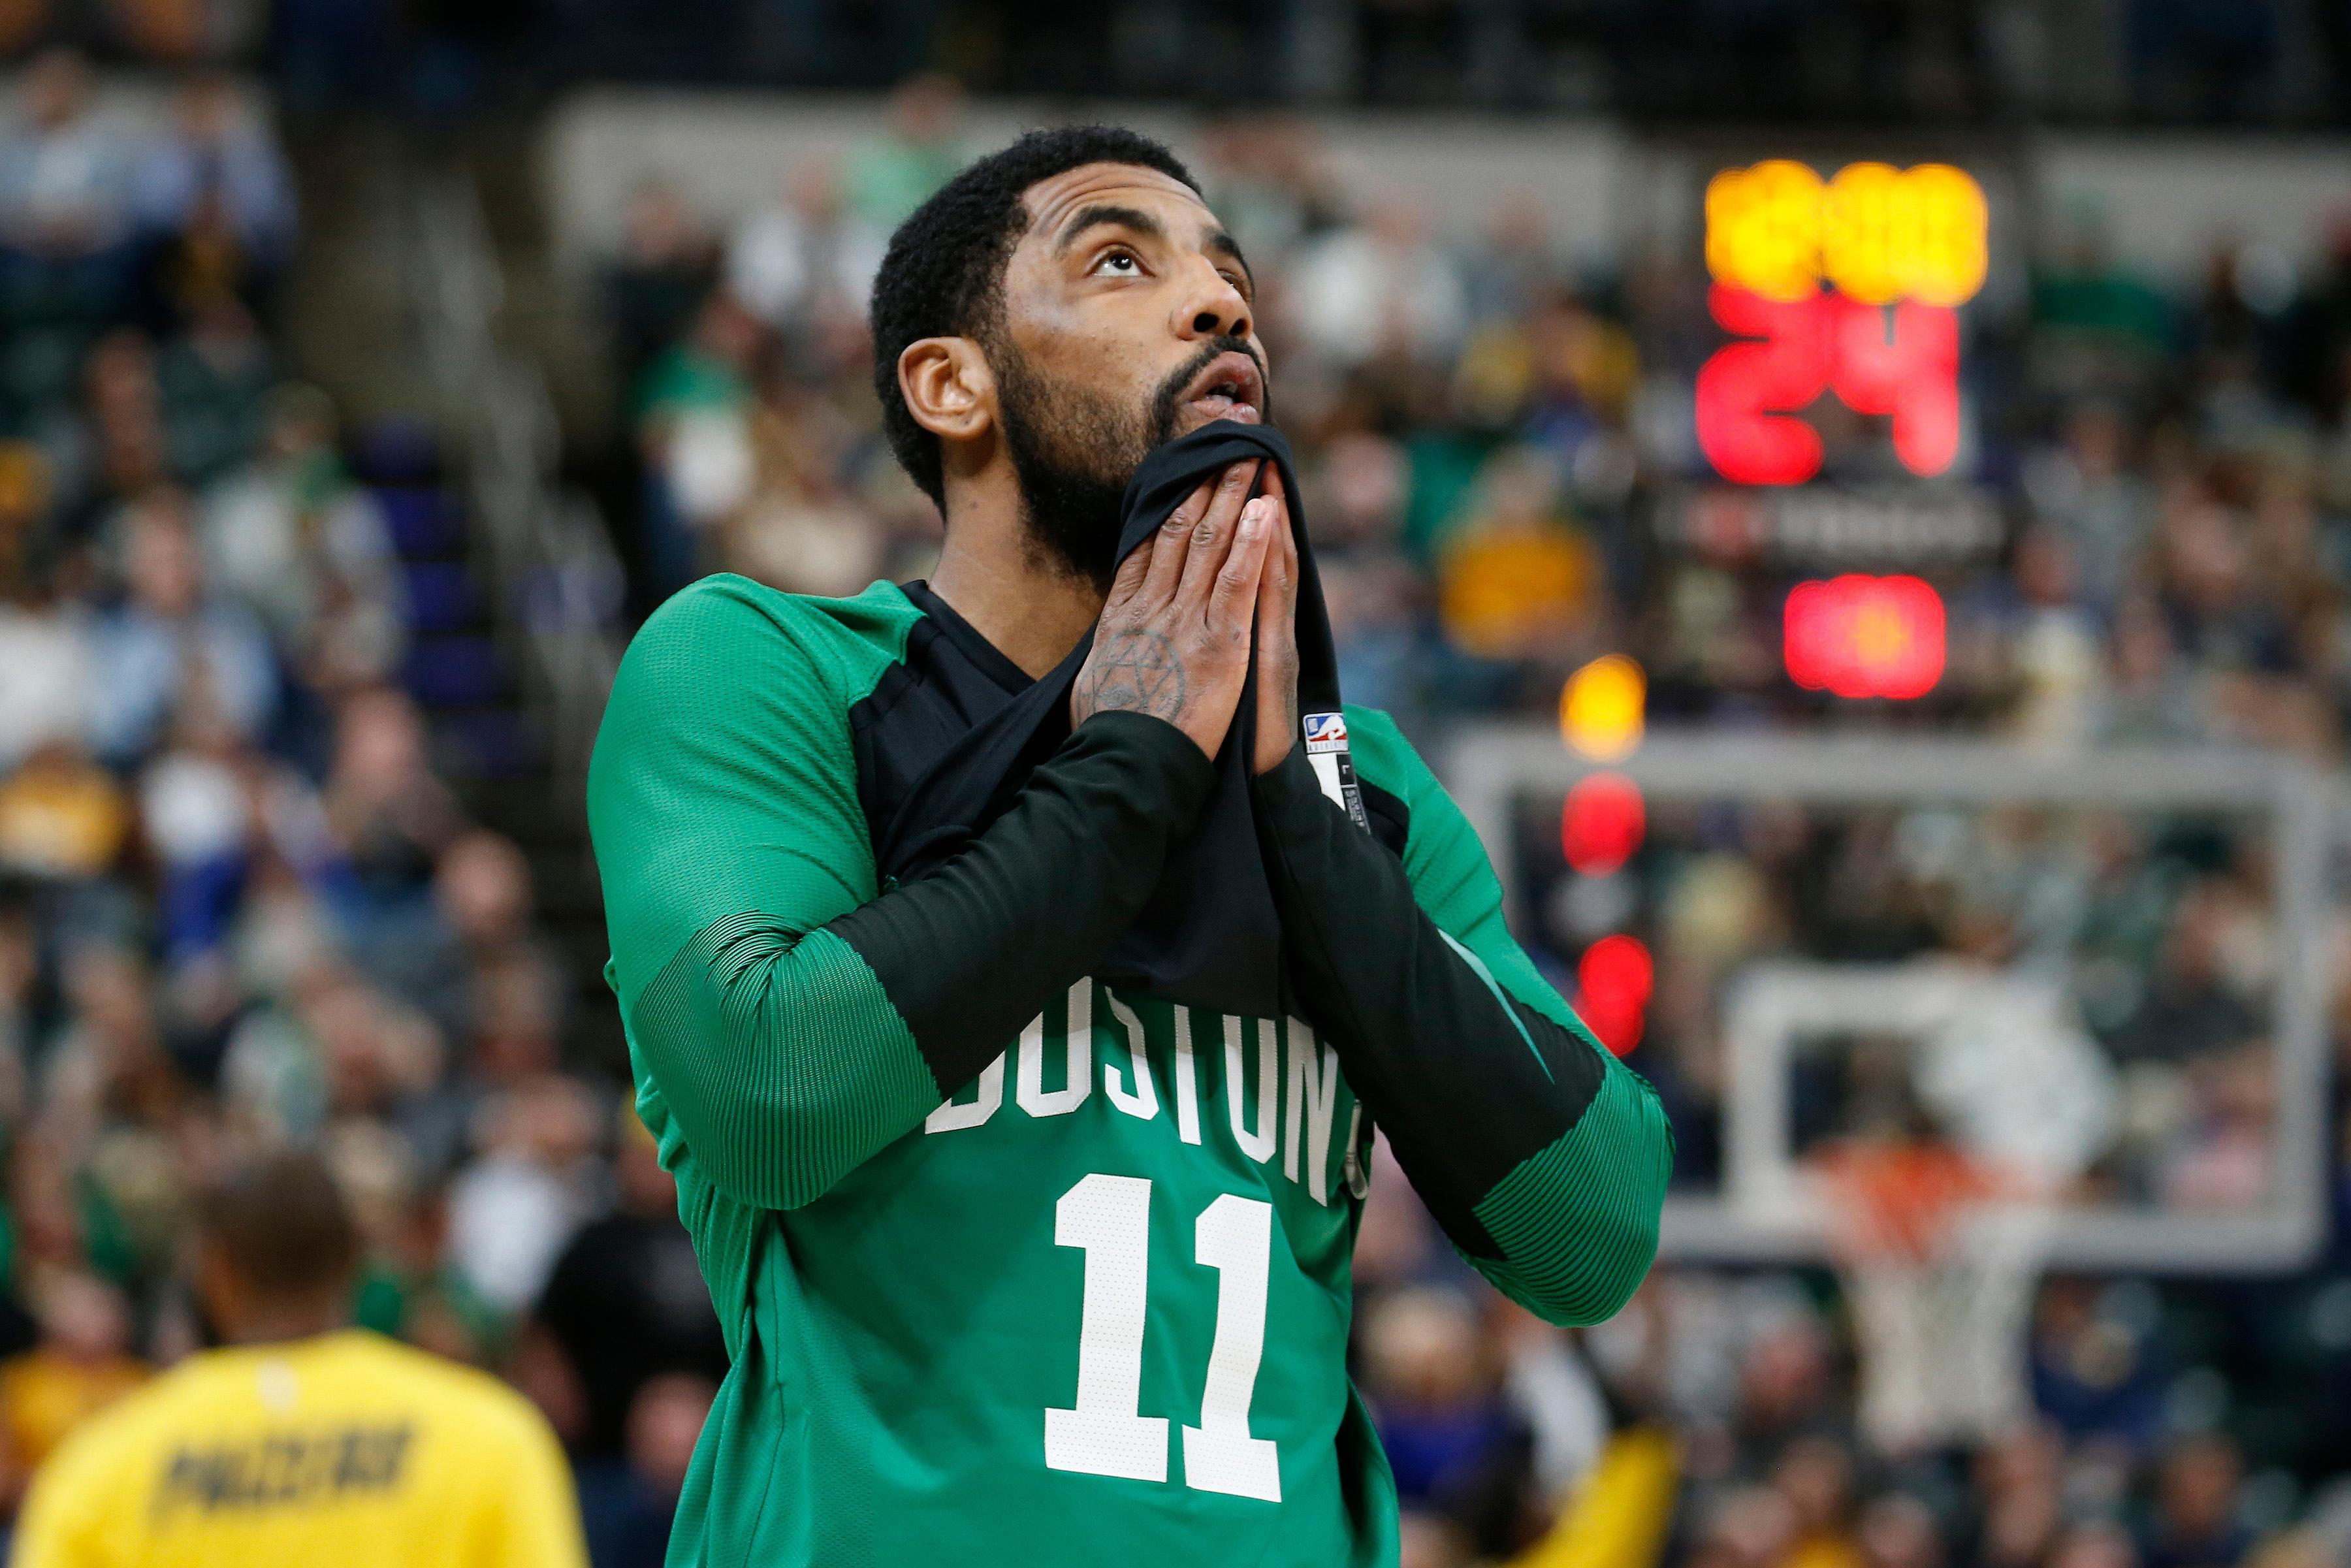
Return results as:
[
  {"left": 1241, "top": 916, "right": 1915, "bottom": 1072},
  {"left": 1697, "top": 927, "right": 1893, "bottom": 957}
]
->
[{"left": 1046, "top": 1172, "right": 1281, "bottom": 1503}]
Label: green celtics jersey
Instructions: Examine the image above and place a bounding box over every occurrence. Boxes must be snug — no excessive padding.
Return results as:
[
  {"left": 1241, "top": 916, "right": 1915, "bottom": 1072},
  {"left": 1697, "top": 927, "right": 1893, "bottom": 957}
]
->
[{"left": 588, "top": 574, "right": 1669, "bottom": 1567}]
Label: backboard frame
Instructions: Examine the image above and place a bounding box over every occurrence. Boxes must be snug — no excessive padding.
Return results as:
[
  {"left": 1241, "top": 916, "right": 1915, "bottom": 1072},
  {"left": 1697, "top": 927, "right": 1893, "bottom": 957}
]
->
[{"left": 1445, "top": 726, "right": 2335, "bottom": 1273}]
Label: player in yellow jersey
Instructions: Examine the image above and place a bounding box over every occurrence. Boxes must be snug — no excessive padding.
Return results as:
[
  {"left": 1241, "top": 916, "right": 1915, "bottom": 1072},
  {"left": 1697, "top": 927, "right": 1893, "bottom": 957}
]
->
[{"left": 12, "top": 1150, "right": 588, "bottom": 1568}]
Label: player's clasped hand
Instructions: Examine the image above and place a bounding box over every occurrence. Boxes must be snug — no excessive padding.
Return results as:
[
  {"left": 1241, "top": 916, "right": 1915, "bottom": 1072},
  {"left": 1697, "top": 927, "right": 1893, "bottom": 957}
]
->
[{"left": 1072, "top": 458, "right": 1273, "bottom": 760}]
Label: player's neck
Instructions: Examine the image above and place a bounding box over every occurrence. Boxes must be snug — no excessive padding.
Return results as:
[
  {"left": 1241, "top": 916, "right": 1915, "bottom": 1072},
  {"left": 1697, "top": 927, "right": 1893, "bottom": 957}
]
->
[
  {"left": 217, "top": 1300, "right": 351, "bottom": 1347},
  {"left": 929, "top": 489, "right": 1106, "bottom": 680}
]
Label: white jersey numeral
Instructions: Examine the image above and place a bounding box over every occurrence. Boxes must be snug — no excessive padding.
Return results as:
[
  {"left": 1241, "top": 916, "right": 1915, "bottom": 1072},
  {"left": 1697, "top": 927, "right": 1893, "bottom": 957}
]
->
[
  {"left": 1045, "top": 1174, "right": 1168, "bottom": 1481},
  {"left": 1181, "top": 1194, "right": 1282, "bottom": 1500},
  {"left": 1044, "top": 1175, "right": 1281, "bottom": 1501}
]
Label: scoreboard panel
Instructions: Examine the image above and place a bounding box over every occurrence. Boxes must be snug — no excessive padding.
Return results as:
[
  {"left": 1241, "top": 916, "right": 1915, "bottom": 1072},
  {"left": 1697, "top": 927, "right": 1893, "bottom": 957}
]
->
[{"left": 1696, "top": 161, "right": 1987, "bottom": 487}]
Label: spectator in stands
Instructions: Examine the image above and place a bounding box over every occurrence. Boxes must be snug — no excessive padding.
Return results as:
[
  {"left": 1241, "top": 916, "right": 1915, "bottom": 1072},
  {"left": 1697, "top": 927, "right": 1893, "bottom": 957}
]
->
[
  {"left": 0, "top": 1271, "right": 146, "bottom": 1513},
  {"left": 1460, "top": 195, "right": 1564, "bottom": 328},
  {"left": 444, "top": 1070, "right": 600, "bottom": 1317},
  {"left": 1432, "top": 445, "right": 1601, "bottom": 682},
  {"left": 1856, "top": 1494, "right": 1944, "bottom": 1568},
  {"left": 1196, "top": 115, "right": 1343, "bottom": 270},
  {"left": 842, "top": 72, "right": 966, "bottom": 234},
  {"left": 1729, "top": 1292, "right": 1842, "bottom": 1456},
  {"left": 530, "top": 1103, "right": 726, "bottom": 1467},
  {"left": 131, "top": 73, "right": 296, "bottom": 287},
  {"left": 1303, "top": 428, "right": 1425, "bottom": 716},
  {"left": 32, "top": 943, "right": 191, "bottom": 1298},
  {"left": 2101, "top": 592, "right": 2201, "bottom": 742},
  {"left": 724, "top": 159, "right": 883, "bottom": 342},
  {"left": 632, "top": 290, "right": 760, "bottom": 599},
  {"left": 156, "top": 295, "right": 273, "bottom": 481},
  {"left": 219, "top": 961, "right": 425, "bottom": 1146},
  {"left": 362, "top": 826, "right": 564, "bottom": 1055},
  {"left": 1288, "top": 197, "right": 1469, "bottom": 372},
  {"left": 0, "top": 739, "right": 128, "bottom": 884},
  {"left": 1990, "top": 526, "right": 2107, "bottom": 743},
  {"left": 2142, "top": 1433, "right": 2253, "bottom": 1568},
  {"left": 0, "top": 52, "right": 135, "bottom": 265},
  {"left": 200, "top": 381, "right": 407, "bottom": 695},
  {"left": 1363, "top": 1285, "right": 1538, "bottom": 1561},
  {"left": 2109, "top": 881, "right": 2263, "bottom": 1064},
  {"left": 600, "top": 182, "right": 717, "bottom": 401},
  {"left": 2023, "top": 402, "right": 2156, "bottom": 616},
  {"left": 1769, "top": 1435, "right": 1863, "bottom": 1568},
  {"left": 86, "top": 487, "right": 277, "bottom": 767},
  {"left": 48, "top": 328, "right": 165, "bottom": 545},
  {"left": 721, "top": 372, "right": 886, "bottom": 597},
  {"left": 0, "top": 574, "right": 93, "bottom": 775},
  {"left": 571, "top": 1371, "right": 716, "bottom": 1568},
  {"left": 1690, "top": 1484, "right": 1800, "bottom": 1568},
  {"left": 319, "top": 685, "right": 461, "bottom": 923},
  {"left": 137, "top": 701, "right": 262, "bottom": 972}
]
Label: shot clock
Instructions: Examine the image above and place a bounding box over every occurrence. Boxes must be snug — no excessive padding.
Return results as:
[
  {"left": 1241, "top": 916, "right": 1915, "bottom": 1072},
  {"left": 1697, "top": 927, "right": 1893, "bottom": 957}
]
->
[{"left": 1695, "top": 160, "right": 1987, "bottom": 487}]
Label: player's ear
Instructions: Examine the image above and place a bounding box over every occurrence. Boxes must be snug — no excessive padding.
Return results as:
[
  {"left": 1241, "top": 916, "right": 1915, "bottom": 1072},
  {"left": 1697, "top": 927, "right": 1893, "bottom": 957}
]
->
[{"left": 898, "top": 337, "right": 995, "bottom": 444}]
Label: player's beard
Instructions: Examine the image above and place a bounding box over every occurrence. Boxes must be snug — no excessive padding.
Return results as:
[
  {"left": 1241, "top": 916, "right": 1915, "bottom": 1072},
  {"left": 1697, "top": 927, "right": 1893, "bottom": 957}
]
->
[{"left": 988, "top": 332, "right": 1269, "bottom": 593}]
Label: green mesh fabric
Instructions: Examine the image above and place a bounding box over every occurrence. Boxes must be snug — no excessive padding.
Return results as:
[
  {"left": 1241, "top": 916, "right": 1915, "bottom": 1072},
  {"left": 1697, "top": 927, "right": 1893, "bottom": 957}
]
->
[
  {"left": 1469, "top": 1060, "right": 1674, "bottom": 1325},
  {"left": 632, "top": 920, "right": 935, "bottom": 1210}
]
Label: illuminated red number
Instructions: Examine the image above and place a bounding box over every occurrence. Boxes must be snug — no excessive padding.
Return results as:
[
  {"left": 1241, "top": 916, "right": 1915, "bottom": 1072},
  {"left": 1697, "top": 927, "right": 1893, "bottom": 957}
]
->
[
  {"left": 1695, "top": 284, "right": 1830, "bottom": 486},
  {"left": 1697, "top": 287, "right": 1962, "bottom": 485},
  {"left": 1783, "top": 574, "right": 1945, "bottom": 699},
  {"left": 1828, "top": 295, "right": 1960, "bottom": 477}
]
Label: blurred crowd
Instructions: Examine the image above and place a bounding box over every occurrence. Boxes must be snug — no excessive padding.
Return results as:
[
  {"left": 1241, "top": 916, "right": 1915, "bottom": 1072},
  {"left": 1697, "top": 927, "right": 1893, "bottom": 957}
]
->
[
  {"left": 0, "top": 46, "right": 727, "bottom": 1568},
  {"left": 1347, "top": 1198, "right": 2351, "bottom": 1568},
  {"left": 584, "top": 79, "right": 2351, "bottom": 1568},
  {"left": 3, "top": 43, "right": 2351, "bottom": 1568}
]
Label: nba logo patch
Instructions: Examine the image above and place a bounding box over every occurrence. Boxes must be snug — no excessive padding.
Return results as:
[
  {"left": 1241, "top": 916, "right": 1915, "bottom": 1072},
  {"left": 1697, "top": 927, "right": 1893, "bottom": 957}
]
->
[
  {"left": 1300, "top": 712, "right": 1371, "bottom": 831},
  {"left": 1302, "top": 712, "right": 1349, "bottom": 753}
]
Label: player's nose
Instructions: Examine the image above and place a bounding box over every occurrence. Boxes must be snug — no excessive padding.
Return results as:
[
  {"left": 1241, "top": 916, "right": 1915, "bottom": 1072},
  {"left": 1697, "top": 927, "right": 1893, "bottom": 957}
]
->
[{"left": 1173, "top": 257, "right": 1251, "bottom": 343}]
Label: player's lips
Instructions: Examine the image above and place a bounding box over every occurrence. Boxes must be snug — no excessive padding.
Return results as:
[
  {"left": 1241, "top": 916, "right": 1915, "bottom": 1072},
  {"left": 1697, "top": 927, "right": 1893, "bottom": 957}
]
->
[{"left": 1179, "top": 351, "right": 1264, "bottom": 426}]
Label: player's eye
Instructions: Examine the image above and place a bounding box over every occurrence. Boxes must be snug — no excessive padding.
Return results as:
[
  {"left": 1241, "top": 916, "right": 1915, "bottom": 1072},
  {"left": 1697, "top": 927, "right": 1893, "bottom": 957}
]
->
[{"left": 1091, "top": 248, "right": 1142, "bottom": 278}]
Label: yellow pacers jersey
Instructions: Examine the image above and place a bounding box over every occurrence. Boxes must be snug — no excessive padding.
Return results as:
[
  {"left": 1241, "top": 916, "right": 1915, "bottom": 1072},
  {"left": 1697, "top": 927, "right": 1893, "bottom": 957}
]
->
[{"left": 12, "top": 1329, "right": 587, "bottom": 1568}]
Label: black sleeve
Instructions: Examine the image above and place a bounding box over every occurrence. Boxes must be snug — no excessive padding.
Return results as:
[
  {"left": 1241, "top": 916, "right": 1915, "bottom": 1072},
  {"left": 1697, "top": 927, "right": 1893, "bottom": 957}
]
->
[
  {"left": 833, "top": 710, "right": 1216, "bottom": 1094},
  {"left": 1249, "top": 744, "right": 1671, "bottom": 1324}
]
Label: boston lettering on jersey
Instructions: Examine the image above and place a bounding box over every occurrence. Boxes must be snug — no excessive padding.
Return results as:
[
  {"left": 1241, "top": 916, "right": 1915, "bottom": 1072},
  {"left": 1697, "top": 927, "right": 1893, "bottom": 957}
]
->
[
  {"left": 150, "top": 1422, "right": 413, "bottom": 1521},
  {"left": 922, "top": 978, "right": 1371, "bottom": 1208}
]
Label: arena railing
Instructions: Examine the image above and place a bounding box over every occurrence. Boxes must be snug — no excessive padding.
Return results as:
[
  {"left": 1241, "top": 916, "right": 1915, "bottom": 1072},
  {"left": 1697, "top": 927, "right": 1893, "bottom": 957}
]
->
[{"left": 404, "top": 167, "right": 625, "bottom": 821}]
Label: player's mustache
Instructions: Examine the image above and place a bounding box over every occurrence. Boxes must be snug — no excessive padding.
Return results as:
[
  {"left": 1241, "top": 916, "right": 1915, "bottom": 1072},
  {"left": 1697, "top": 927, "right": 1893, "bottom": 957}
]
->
[{"left": 1148, "top": 337, "right": 1270, "bottom": 441}]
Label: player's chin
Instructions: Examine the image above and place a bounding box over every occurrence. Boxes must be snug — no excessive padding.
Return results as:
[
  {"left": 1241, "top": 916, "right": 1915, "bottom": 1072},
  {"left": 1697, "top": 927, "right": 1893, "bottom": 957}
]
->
[{"left": 1177, "top": 396, "right": 1264, "bottom": 432}]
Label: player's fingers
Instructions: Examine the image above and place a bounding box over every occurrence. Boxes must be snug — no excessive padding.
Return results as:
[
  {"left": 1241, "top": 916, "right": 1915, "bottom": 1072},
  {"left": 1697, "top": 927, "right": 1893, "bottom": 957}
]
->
[
  {"left": 1256, "top": 485, "right": 1297, "bottom": 629},
  {"left": 1174, "top": 460, "right": 1262, "bottom": 609},
  {"left": 1102, "top": 533, "right": 1156, "bottom": 610},
  {"left": 1139, "top": 479, "right": 1214, "bottom": 607},
  {"left": 1207, "top": 495, "right": 1274, "bottom": 637}
]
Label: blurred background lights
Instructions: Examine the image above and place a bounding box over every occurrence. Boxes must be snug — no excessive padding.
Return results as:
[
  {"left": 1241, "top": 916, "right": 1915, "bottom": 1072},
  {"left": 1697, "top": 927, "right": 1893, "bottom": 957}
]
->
[
  {"left": 1706, "top": 159, "right": 1988, "bottom": 306},
  {"left": 1574, "top": 935, "right": 1654, "bottom": 1057},
  {"left": 1784, "top": 574, "right": 1945, "bottom": 699},
  {"left": 1560, "top": 654, "right": 1646, "bottom": 760},
  {"left": 1560, "top": 772, "right": 1646, "bottom": 876}
]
